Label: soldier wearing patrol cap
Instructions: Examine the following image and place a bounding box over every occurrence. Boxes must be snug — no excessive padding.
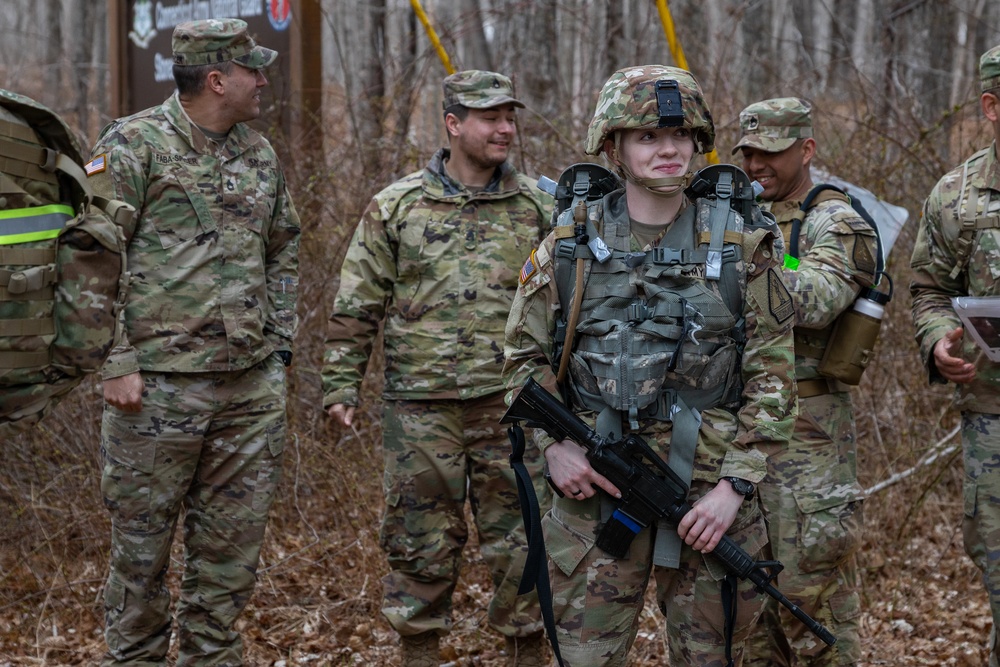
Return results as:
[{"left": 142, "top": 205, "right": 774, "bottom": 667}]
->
[
  {"left": 503, "top": 65, "right": 796, "bottom": 666},
  {"left": 322, "top": 70, "right": 552, "bottom": 666},
  {"left": 912, "top": 43, "right": 1000, "bottom": 667},
  {"left": 87, "top": 18, "right": 300, "bottom": 666},
  {"left": 734, "top": 97, "right": 877, "bottom": 667}
]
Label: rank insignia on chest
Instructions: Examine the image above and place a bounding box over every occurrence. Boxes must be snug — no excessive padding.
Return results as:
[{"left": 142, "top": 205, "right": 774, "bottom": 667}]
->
[{"left": 519, "top": 250, "right": 539, "bottom": 284}]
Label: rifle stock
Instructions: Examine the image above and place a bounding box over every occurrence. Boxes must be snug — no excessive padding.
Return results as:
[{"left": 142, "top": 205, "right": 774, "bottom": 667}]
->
[{"left": 501, "top": 377, "right": 837, "bottom": 647}]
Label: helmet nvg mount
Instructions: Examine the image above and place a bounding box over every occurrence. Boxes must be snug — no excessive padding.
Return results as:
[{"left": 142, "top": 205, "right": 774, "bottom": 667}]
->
[{"left": 585, "top": 65, "right": 715, "bottom": 157}]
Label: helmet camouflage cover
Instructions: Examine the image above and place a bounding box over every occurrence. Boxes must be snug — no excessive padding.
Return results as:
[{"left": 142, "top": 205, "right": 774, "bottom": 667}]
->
[{"left": 585, "top": 65, "right": 715, "bottom": 156}]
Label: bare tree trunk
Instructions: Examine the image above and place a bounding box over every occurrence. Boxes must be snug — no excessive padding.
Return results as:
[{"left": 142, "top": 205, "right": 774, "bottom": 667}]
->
[
  {"left": 359, "top": 0, "right": 387, "bottom": 177},
  {"left": 45, "top": 0, "right": 62, "bottom": 103},
  {"left": 67, "top": 0, "right": 94, "bottom": 138},
  {"left": 451, "top": 0, "right": 492, "bottom": 71},
  {"left": 851, "top": 0, "right": 876, "bottom": 84},
  {"left": 949, "top": 0, "right": 987, "bottom": 110},
  {"left": 812, "top": 0, "right": 833, "bottom": 90},
  {"left": 606, "top": 0, "right": 624, "bottom": 72},
  {"left": 391, "top": 6, "right": 419, "bottom": 146},
  {"left": 518, "top": 0, "right": 558, "bottom": 119}
]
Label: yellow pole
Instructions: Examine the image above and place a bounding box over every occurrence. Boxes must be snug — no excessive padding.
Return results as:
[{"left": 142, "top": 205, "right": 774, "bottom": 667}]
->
[
  {"left": 654, "top": 0, "right": 719, "bottom": 165},
  {"left": 410, "top": 0, "right": 456, "bottom": 75}
]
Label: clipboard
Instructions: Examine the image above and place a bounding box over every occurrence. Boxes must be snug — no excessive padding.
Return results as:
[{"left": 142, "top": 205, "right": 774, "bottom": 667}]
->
[{"left": 952, "top": 296, "right": 1000, "bottom": 362}]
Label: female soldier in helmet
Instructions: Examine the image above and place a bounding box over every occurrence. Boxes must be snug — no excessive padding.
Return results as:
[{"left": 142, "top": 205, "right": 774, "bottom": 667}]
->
[{"left": 502, "top": 65, "right": 797, "bottom": 666}]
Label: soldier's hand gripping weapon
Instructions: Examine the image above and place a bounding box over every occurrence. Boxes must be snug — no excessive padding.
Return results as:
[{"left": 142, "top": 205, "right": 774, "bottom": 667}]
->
[{"left": 501, "top": 377, "right": 837, "bottom": 647}]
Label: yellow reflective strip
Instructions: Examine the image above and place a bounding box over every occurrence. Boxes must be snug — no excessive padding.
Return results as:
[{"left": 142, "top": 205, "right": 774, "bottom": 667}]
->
[{"left": 0, "top": 204, "right": 73, "bottom": 245}]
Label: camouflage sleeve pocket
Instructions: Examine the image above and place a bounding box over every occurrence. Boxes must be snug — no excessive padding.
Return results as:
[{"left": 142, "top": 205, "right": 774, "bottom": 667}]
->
[
  {"left": 794, "top": 483, "right": 865, "bottom": 573},
  {"left": 541, "top": 500, "right": 597, "bottom": 577}
]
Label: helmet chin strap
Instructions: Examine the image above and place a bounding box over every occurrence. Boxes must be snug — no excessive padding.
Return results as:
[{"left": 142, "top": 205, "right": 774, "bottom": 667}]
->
[{"left": 611, "top": 134, "right": 691, "bottom": 198}]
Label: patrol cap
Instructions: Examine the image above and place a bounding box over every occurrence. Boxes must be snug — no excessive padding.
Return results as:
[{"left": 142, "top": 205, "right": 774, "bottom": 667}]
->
[
  {"left": 731, "top": 97, "right": 813, "bottom": 155},
  {"left": 172, "top": 18, "right": 277, "bottom": 69},
  {"left": 981, "top": 44, "right": 1000, "bottom": 92},
  {"left": 442, "top": 70, "right": 525, "bottom": 110}
]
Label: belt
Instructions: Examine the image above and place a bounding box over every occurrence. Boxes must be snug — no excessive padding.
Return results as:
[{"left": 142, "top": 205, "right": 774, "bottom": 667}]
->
[{"left": 798, "top": 378, "right": 834, "bottom": 399}]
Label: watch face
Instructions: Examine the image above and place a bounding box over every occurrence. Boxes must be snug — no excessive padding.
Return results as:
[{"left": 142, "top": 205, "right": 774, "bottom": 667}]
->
[{"left": 727, "top": 477, "right": 754, "bottom": 496}]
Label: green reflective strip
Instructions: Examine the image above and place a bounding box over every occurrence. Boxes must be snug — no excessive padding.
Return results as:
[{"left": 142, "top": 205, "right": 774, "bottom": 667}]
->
[
  {"left": 783, "top": 254, "right": 800, "bottom": 271},
  {"left": 0, "top": 204, "right": 73, "bottom": 245}
]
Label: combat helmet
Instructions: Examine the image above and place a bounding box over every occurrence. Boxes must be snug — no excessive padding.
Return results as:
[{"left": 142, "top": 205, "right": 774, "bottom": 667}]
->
[{"left": 585, "top": 65, "right": 715, "bottom": 157}]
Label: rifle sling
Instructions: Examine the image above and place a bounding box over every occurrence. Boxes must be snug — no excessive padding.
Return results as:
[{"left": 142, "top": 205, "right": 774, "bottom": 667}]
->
[{"left": 507, "top": 424, "right": 566, "bottom": 667}]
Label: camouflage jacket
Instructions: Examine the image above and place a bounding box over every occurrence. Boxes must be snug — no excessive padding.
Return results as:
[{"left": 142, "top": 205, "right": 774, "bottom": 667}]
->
[
  {"left": 766, "top": 193, "right": 878, "bottom": 381},
  {"left": 502, "top": 189, "right": 797, "bottom": 484},
  {"left": 88, "top": 92, "right": 301, "bottom": 377},
  {"left": 911, "top": 142, "right": 1000, "bottom": 412},
  {"left": 322, "top": 148, "right": 552, "bottom": 405}
]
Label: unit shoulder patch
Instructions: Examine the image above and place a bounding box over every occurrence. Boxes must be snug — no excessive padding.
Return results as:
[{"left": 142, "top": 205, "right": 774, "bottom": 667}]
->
[
  {"left": 852, "top": 236, "right": 877, "bottom": 279},
  {"left": 767, "top": 268, "right": 794, "bottom": 323}
]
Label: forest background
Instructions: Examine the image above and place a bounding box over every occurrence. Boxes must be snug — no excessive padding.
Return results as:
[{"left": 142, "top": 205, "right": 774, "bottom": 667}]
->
[{"left": 3, "top": 0, "right": 1000, "bottom": 665}]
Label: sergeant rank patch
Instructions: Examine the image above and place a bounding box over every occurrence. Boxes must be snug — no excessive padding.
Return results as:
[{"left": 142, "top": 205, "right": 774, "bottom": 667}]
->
[
  {"left": 767, "top": 268, "right": 794, "bottom": 323},
  {"left": 519, "top": 250, "right": 538, "bottom": 284}
]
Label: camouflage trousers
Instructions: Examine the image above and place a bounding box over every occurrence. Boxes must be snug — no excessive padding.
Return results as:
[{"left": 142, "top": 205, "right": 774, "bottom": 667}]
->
[
  {"left": 961, "top": 412, "right": 1000, "bottom": 667},
  {"left": 99, "top": 354, "right": 287, "bottom": 666},
  {"left": 541, "top": 479, "right": 768, "bottom": 667},
  {"left": 746, "top": 391, "right": 864, "bottom": 667},
  {"left": 379, "top": 392, "right": 548, "bottom": 638}
]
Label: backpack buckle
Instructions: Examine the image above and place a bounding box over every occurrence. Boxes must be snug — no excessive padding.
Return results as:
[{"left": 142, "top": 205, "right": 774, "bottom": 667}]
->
[{"left": 40, "top": 147, "right": 58, "bottom": 173}]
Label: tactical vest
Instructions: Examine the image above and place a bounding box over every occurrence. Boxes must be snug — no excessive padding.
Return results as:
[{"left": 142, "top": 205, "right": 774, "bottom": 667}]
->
[
  {"left": 0, "top": 89, "right": 132, "bottom": 431},
  {"left": 553, "top": 190, "right": 752, "bottom": 434},
  {"left": 551, "top": 168, "right": 779, "bottom": 567}
]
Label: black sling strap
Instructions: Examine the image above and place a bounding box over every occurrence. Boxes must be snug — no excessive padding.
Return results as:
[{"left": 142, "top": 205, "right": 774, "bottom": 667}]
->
[{"left": 507, "top": 424, "right": 566, "bottom": 667}]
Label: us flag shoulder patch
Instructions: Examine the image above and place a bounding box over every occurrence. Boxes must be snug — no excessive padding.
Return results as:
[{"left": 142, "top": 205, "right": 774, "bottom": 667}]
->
[
  {"left": 84, "top": 154, "right": 107, "bottom": 176},
  {"left": 519, "top": 250, "right": 538, "bottom": 284}
]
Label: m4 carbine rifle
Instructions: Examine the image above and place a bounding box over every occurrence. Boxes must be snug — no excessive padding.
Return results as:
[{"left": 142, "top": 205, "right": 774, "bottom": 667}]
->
[{"left": 501, "top": 377, "right": 837, "bottom": 647}]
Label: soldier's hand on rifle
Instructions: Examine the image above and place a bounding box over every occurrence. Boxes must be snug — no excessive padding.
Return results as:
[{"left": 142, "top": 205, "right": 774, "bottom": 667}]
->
[
  {"left": 103, "top": 372, "right": 144, "bottom": 413},
  {"left": 327, "top": 403, "right": 355, "bottom": 427},
  {"left": 676, "top": 482, "right": 743, "bottom": 553},
  {"left": 544, "top": 439, "right": 622, "bottom": 500},
  {"left": 933, "top": 327, "right": 976, "bottom": 384}
]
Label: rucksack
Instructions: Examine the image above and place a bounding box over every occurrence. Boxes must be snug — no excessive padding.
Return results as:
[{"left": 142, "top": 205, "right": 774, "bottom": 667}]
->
[
  {"left": 788, "top": 183, "right": 893, "bottom": 385},
  {"left": 789, "top": 183, "right": 887, "bottom": 284},
  {"left": 0, "top": 89, "right": 133, "bottom": 434}
]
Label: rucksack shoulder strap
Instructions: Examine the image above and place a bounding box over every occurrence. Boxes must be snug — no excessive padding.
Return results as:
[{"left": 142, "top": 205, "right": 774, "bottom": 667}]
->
[{"left": 950, "top": 156, "right": 1000, "bottom": 280}]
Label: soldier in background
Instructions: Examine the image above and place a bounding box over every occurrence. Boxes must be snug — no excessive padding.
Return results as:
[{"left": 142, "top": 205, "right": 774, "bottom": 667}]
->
[
  {"left": 503, "top": 65, "right": 796, "bottom": 666},
  {"left": 734, "top": 98, "right": 877, "bottom": 666},
  {"left": 322, "top": 70, "right": 551, "bottom": 667},
  {"left": 911, "top": 44, "right": 1000, "bottom": 667},
  {"left": 86, "top": 18, "right": 300, "bottom": 666}
]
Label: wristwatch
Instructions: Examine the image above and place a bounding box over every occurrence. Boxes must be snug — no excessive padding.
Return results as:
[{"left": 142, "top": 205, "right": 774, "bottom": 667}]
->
[
  {"left": 276, "top": 350, "right": 293, "bottom": 367},
  {"left": 722, "top": 476, "right": 755, "bottom": 497}
]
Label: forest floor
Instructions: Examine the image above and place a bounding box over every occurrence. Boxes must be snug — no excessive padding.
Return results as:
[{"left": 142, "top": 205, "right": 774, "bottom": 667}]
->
[{"left": 0, "top": 399, "right": 992, "bottom": 666}]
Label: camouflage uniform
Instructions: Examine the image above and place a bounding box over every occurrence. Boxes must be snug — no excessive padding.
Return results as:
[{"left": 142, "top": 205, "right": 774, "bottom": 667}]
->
[
  {"left": 87, "top": 20, "right": 300, "bottom": 666},
  {"left": 321, "top": 71, "right": 552, "bottom": 644},
  {"left": 910, "top": 45, "right": 1000, "bottom": 667},
  {"left": 735, "top": 99, "right": 874, "bottom": 667},
  {"left": 503, "top": 66, "right": 797, "bottom": 667}
]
